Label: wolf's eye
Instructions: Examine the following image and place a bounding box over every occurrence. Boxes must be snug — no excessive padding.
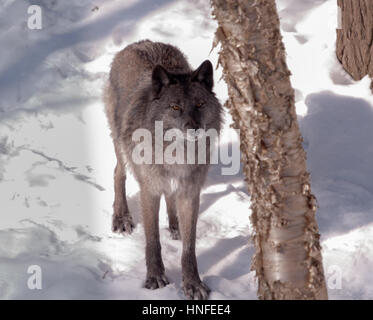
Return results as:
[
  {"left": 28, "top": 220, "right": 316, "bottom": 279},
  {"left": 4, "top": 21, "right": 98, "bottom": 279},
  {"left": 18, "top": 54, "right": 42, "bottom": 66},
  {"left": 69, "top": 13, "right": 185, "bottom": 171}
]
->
[
  {"left": 171, "top": 104, "right": 181, "bottom": 111},
  {"left": 196, "top": 102, "right": 205, "bottom": 108}
]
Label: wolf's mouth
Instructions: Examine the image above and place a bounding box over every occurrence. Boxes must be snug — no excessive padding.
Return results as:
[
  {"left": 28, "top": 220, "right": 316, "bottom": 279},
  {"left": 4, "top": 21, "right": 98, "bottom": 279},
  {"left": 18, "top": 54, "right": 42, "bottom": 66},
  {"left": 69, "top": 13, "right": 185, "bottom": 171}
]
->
[
  {"left": 171, "top": 128, "right": 206, "bottom": 142},
  {"left": 166, "top": 127, "right": 207, "bottom": 142},
  {"left": 185, "top": 128, "right": 206, "bottom": 142}
]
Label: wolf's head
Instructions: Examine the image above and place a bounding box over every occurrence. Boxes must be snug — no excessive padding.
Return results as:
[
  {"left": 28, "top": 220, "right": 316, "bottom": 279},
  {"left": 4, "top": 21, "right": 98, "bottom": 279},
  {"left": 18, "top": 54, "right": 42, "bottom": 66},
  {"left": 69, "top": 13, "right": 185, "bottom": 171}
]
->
[{"left": 148, "top": 60, "right": 223, "bottom": 135}]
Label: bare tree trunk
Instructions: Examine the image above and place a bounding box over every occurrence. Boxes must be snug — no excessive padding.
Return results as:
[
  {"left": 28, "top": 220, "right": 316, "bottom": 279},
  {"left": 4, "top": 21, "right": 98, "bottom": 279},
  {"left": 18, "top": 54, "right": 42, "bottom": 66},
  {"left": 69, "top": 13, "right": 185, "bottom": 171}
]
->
[
  {"left": 211, "top": 0, "right": 328, "bottom": 300},
  {"left": 336, "top": 0, "right": 373, "bottom": 93}
]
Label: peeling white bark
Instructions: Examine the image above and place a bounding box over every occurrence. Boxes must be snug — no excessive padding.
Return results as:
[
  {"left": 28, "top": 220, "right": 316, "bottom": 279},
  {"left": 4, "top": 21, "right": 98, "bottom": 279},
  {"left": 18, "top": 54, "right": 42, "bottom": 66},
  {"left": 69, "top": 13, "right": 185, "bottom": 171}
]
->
[{"left": 211, "top": 0, "right": 328, "bottom": 300}]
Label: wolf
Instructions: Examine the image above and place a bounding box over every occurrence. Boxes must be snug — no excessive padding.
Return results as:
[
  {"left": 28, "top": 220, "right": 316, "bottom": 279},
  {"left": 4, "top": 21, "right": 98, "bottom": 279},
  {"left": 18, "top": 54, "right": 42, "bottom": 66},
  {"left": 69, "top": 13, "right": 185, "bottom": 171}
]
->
[{"left": 104, "top": 40, "right": 223, "bottom": 300}]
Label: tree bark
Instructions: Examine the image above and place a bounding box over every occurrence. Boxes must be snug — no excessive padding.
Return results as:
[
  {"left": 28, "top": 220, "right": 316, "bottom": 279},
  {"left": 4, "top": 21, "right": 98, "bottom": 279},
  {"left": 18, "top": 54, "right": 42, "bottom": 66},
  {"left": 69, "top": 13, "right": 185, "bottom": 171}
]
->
[
  {"left": 211, "top": 0, "right": 328, "bottom": 300},
  {"left": 336, "top": 0, "right": 373, "bottom": 93}
]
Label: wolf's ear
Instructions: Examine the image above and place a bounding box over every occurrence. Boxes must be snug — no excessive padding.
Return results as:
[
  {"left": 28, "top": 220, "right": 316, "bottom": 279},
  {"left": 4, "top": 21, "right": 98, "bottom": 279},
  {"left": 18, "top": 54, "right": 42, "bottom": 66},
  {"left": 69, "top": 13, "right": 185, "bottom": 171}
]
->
[
  {"left": 192, "top": 60, "right": 213, "bottom": 92},
  {"left": 152, "top": 65, "right": 170, "bottom": 97}
]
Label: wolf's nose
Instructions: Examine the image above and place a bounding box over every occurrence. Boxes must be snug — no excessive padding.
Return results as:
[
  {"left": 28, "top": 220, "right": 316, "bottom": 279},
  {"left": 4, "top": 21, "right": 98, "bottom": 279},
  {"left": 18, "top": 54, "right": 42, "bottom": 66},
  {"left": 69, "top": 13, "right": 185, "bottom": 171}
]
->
[{"left": 184, "top": 120, "right": 199, "bottom": 130}]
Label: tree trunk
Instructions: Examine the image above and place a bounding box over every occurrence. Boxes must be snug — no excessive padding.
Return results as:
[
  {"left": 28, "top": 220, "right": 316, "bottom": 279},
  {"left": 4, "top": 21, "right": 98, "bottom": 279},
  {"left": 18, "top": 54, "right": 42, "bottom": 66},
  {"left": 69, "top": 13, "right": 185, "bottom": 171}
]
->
[
  {"left": 211, "top": 0, "right": 328, "bottom": 300},
  {"left": 336, "top": 0, "right": 373, "bottom": 93}
]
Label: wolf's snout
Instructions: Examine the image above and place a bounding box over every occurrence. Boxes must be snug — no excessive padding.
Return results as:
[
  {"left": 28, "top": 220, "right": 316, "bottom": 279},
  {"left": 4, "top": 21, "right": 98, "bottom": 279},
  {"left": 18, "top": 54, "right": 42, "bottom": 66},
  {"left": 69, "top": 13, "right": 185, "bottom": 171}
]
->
[{"left": 184, "top": 119, "right": 200, "bottom": 130}]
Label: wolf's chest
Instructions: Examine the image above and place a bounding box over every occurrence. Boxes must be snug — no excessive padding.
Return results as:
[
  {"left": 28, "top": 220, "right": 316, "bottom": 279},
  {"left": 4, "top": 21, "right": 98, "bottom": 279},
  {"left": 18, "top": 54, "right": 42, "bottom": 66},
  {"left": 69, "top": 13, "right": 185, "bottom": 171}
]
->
[{"left": 169, "top": 178, "right": 179, "bottom": 193}]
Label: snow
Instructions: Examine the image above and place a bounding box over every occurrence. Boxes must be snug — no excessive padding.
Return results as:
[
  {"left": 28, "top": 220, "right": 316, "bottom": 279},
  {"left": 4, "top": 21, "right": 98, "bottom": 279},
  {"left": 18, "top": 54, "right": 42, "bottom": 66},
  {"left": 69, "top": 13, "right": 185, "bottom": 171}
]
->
[{"left": 0, "top": 0, "right": 372, "bottom": 300}]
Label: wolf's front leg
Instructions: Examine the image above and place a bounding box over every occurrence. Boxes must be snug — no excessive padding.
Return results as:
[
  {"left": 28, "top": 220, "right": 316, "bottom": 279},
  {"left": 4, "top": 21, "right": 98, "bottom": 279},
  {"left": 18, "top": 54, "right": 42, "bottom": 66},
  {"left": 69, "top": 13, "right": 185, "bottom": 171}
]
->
[
  {"left": 141, "top": 187, "right": 169, "bottom": 289},
  {"left": 177, "top": 190, "right": 210, "bottom": 300}
]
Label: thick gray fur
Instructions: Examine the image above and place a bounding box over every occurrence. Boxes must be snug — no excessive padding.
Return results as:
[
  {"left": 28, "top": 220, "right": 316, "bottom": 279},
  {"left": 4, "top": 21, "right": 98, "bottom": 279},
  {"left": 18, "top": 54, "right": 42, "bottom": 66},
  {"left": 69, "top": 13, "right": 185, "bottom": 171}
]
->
[{"left": 104, "top": 40, "right": 223, "bottom": 300}]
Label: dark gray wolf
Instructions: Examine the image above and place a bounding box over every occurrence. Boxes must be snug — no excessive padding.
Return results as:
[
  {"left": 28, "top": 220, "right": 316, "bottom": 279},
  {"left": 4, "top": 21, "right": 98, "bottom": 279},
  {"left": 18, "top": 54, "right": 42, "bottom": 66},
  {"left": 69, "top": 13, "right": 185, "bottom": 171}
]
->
[{"left": 104, "top": 40, "right": 223, "bottom": 300}]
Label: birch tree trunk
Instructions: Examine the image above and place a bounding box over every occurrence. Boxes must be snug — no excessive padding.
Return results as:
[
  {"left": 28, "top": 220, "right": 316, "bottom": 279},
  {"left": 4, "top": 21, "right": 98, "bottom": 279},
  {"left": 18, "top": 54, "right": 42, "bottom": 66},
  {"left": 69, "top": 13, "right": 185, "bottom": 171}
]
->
[
  {"left": 336, "top": 0, "right": 373, "bottom": 93},
  {"left": 211, "top": 0, "right": 328, "bottom": 300}
]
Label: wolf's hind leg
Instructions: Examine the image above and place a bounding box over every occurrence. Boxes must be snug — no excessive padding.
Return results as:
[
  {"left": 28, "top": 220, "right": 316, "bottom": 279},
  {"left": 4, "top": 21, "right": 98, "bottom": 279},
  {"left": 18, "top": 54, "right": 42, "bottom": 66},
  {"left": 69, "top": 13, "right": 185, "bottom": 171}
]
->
[
  {"left": 165, "top": 193, "right": 180, "bottom": 240},
  {"left": 112, "top": 144, "right": 134, "bottom": 234}
]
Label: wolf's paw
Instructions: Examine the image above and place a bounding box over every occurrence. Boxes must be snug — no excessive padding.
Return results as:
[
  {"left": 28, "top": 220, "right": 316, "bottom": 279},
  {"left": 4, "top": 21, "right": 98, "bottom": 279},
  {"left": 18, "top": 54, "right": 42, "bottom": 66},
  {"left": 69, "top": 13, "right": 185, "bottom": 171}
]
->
[
  {"left": 112, "top": 214, "right": 134, "bottom": 234},
  {"left": 169, "top": 227, "right": 181, "bottom": 240},
  {"left": 183, "top": 280, "right": 210, "bottom": 300},
  {"left": 144, "top": 274, "right": 169, "bottom": 290}
]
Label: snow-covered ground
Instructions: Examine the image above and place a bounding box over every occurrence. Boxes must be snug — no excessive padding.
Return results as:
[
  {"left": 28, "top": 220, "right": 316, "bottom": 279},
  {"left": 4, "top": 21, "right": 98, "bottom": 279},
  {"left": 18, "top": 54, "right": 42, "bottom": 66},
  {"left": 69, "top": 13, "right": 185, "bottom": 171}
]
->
[{"left": 0, "top": 0, "right": 372, "bottom": 299}]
